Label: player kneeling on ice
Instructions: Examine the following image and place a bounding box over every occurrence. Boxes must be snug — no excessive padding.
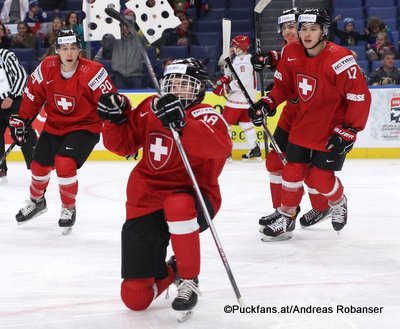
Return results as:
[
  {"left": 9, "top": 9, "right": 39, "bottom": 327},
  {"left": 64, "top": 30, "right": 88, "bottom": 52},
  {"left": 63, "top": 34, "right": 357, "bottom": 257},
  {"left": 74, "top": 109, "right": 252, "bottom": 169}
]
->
[
  {"left": 10, "top": 28, "right": 118, "bottom": 235},
  {"left": 97, "top": 58, "right": 232, "bottom": 321}
]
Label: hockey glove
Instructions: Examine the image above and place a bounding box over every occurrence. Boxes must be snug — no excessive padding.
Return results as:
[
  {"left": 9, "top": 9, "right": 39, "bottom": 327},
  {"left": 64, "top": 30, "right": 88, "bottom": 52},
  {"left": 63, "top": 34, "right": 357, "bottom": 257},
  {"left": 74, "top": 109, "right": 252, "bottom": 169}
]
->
[
  {"left": 248, "top": 96, "right": 277, "bottom": 126},
  {"left": 212, "top": 75, "right": 230, "bottom": 96},
  {"left": 152, "top": 94, "right": 186, "bottom": 129},
  {"left": 9, "top": 115, "right": 27, "bottom": 146},
  {"left": 326, "top": 126, "right": 358, "bottom": 155},
  {"left": 251, "top": 51, "right": 279, "bottom": 71},
  {"left": 97, "top": 93, "right": 129, "bottom": 124}
]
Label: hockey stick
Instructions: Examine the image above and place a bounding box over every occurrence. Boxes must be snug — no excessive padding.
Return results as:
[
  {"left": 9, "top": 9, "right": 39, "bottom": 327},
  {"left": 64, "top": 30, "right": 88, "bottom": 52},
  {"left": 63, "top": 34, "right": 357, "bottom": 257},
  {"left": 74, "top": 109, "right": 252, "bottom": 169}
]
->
[
  {"left": 105, "top": 7, "right": 245, "bottom": 307},
  {"left": 0, "top": 113, "right": 39, "bottom": 166},
  {"left": 104, "top": 7, "right": 160, "bottom": 91},
  {"left": 224, "top": 56, "right": 287, "bottom": 165},
  {"left": 254, "top": 0, "right": 271, "bottom": 157}
]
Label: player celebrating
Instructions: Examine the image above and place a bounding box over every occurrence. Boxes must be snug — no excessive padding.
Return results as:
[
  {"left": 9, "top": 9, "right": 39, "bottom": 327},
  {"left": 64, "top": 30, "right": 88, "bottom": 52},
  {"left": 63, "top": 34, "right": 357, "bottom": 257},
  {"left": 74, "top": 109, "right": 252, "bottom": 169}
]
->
[
  {"left": 97, "top": 58, "right": 232, "bottom": 321},
  {"left": 248, "top": 9, "right": 371, "bottom": 241},
  {"left": 213, "top": 35, "right": 260, "bottom": 161},
  {"left": 9, "top": 28, "right": 117, "bottom": 234},
  {"left": 251, "top": 8, "right": 331, "bottom": 233}
]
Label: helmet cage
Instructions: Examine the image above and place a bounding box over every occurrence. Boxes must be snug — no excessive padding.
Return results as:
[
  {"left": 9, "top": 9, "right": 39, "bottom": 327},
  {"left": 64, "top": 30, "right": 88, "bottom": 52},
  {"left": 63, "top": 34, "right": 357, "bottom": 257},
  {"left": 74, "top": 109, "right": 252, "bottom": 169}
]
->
[{"left": 160, "top": 58, "right": 208, "bottom": 109}]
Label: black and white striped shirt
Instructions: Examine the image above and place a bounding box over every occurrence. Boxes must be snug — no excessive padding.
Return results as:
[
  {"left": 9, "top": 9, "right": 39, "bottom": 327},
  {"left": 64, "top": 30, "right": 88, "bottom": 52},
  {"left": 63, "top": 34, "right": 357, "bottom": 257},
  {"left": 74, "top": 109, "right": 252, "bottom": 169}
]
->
[{"left": 0, "top": 48, "right": 27, "bottom": 100}]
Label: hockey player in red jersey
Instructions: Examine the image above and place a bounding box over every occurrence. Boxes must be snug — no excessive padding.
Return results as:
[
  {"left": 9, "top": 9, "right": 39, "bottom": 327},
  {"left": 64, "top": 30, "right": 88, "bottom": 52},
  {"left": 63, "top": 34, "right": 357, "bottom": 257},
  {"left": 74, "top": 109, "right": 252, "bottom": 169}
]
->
[
  {"left": 248, "top": 9, "right": 371, "bottom": 241},
  {"left": 9, "top": 28, "right": 117, "bottom": 234},
  {"left": 251, "top": 8, "right": 331, "bottom": 233},
  {"left": 97, "top": 58, "right": 232, "bottom": 320}
]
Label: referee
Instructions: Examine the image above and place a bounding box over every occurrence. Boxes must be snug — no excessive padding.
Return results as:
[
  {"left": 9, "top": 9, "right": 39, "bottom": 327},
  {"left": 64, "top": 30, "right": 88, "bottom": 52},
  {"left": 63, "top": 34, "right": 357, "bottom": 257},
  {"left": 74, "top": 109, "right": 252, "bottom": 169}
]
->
[{"left": 0, "top": 48, "right": 37, "bottom": 182}]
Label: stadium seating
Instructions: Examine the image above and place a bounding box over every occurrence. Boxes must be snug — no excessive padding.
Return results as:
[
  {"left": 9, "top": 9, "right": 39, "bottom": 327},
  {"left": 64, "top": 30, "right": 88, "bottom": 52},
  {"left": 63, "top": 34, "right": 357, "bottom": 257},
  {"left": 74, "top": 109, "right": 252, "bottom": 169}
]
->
[
  {"left": 334, "top": 0, "right": 363, "bottom": 7},
  {"left": 346, "top": 46, "right": 367, "bottom": 61},
  {"left": 65, "top": 0, "right": 82, "bottom": 11},
  {"left": 357, "top": 60, "right": 370, "bottom": 77},
  {"left": 190, "top": 45, "right": 219, "bottom": 63},
  {"left": 207, "top": 0, "right": 228, "bottom": 9},
  {"left": 10, "top": 48, "right": 37, "bottom": 62},
  {"left": 192, "top": 19, "right": 221, "bottom": 33},
  {"left": 365, "top": 0, "right": 395, "bottom": 6},
  {"left": 332, "top": 7, "right": 364, "bottom": 20},
  {"left": 196, "top": 32, "right": 221, "bottom": 48},
  {"left": 159, "top": 45, "right": 189, "bottom": 60},
  {"left": 366, "top": 7, "right": 398, "bottom": 22}
]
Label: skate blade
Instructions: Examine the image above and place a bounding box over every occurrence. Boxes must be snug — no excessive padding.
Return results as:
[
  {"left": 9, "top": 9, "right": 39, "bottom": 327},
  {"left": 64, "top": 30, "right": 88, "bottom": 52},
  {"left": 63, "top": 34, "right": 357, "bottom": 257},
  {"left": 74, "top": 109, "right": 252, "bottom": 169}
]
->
[
  {"left": 16, "top": 208, "right": 48, "bottom": 225},
  {"left": 226, "top": 157, "right": 233, "bottom": 164},
  {"left": 0, "top": 177, "right": 8, "bottom": 184},
  {"left": 176, "top": 310, "right": 194, "bottom": 322},
  {"left": 61, "top": 226, "right": 73, "bottom": 235},
  {"left": 261, "top": 232, "right": 293, "bottom": 242},
  {"left": 242, "top": 157, "right": 262, "bottom": 163},
  {"left": 258, "top": 225, "right": 265, "bottom": 233}
]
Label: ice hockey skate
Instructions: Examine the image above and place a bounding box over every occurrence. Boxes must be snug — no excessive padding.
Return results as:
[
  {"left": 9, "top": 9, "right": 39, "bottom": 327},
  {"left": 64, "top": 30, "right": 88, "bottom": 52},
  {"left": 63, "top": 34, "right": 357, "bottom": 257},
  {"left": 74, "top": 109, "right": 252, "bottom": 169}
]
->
[
  {"left": 242, "top": 144, "right": 262, "bottom": 162},
  {"left": 259, "top": 206, "right": 300, "bottom": 233},
  {"left": 58, "top": 207, "right": 76, "bottom": 235},
  {"left": 329, "top": 195, "right": 347, "bottom": 234},
  {"left": 299, "top": 208, "right": 331, "bottom": 228},
  {"left": 261, "top": 209, "right": 297, "bottom": 242},
  {"left": 0, "top": 169, "right": 7, "bottom": 183},
  {"left": 16, "top": 197, "right": 47, "bottom": 224},
  {"left": 172, "top": 278, "right": 201, "bottom": 322}
]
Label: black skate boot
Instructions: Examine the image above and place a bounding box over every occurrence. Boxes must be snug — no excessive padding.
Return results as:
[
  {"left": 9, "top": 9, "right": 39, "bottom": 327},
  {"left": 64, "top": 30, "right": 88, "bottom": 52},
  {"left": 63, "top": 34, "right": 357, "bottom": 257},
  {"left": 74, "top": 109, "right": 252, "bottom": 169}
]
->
[
  {"left": 242, "top": 144, "right": 262, "bottom": 162},
  {"left": 0, "top": 169, "right": 7, "bottom": 183},
  {"left": 261, "top": 209, "right": 297, "bottom": 242},
  {"left": 58, "top": 207, "right": 76, "bottom": 235},
  {"left": 329, "top": 196, "right": 347, "bottom": 233},
  {"left": 299, "top": 208, "right": 331, "bottom": 228},
  {"left": 172, "top": 278, "right": 201, "bottom": 322},
  {"left": 259, "top": 206, "right": 300, "bottom": 233},
  {"left": 16, "top": 197, "right": 47, "bottom": 224},
  {"left": 167, "top": 255, "right": 179, "bottom": 285}
]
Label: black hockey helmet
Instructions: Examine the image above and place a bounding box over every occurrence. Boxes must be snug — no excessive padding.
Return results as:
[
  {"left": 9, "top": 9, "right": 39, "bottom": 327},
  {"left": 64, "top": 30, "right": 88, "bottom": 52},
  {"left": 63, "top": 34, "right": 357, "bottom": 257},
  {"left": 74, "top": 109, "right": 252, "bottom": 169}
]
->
[
  {"left": 277, "top": 7, "right": 302, "bottom": 35},
  {"left": 298, "top": 8, "right": 331, "bottom": 39},
  {"left": 160, "top": 57, "right": 209, "bottom": 109},
  {"left": 55, "top": 28, "right": 82, "bottom": 49}
]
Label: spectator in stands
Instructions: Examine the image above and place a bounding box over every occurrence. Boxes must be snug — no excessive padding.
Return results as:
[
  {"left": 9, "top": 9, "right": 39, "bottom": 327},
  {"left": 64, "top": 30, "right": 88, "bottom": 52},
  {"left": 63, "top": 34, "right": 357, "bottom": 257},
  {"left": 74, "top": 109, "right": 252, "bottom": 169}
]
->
[
  {"left": 331, "top": 15, "right": 369, "bottom": 46},
  {"left": 42, "top": 16, "right": 63, "bottom": 48},
  {"left": 188, "top": 0, "right": 209, "bottom": 18},
  {"left": 23, "top": 0, "right": 47, "bottom": 36},
  {"left": 0, "top": 22, "right": 12, "bottom": 48},
  {"left": 99, "top": 22, "right": 144, "bottom": 89},
  {"left": 173, "top": 0, "right": 189, "bottom": 14},
  {"left": 39, "top": 16, "right": 64, "bottom": 60},
  {"left": 38, "top": 0, "right": 66, "bottom": 13},
  {"left": 161, "top": 17, "right": 199, "bottom": 47},
  {"left": 10, "top": 22, "right": 36, "bottom": 48},
  {"left": 366, "top": 31, "right": 398, "bottom": 62},
  {"left": 368, "top": 50, "right": 400, "bottom": 86},
  {"left": 0, "top": 0, "right": 29, "bottom": 24},
  {"left": 366, "top": 16, "right": 394, "bottom": 46},
  {"left": 65, "top": 11, "right": 84, "bottom": 48}
]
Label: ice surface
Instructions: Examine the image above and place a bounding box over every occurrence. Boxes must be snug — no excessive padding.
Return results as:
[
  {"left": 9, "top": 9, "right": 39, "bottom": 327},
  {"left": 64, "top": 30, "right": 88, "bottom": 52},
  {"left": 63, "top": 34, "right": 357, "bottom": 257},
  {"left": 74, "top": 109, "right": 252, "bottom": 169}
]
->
[{"left": 0, "top": 159, "right": 399, "bottom": 328}]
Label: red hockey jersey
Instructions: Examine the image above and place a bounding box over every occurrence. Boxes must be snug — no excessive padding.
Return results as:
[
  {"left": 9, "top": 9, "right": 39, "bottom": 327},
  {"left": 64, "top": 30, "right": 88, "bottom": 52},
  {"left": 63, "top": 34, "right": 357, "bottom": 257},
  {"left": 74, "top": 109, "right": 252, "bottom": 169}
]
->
[
  {"left": 19, "top": 56, "right": 116, "bottom": 135},
  {"left": 270, "top": 41, "right": 371, "bottom": 151},
  {"left": 102, "top": 96, "right": 233, "bottom": 220}
]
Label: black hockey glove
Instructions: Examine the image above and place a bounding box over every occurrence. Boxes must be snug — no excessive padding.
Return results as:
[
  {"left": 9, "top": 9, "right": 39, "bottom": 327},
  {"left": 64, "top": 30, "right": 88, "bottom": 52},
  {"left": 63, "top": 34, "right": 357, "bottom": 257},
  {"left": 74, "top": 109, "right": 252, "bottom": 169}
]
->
[
  {"left": 326, "top": 126, "right": 358, "bottom": 155},
  {"left": 9, "top": 115, "right": 27, "bottom": 146},
  {"left": 97, "top": 93, "right": 129, "bottom": 124},
  {"left": 248, "top": 96, "right": 276, "bottom": 126},
  {"left": 251, "top": 51, "right": 279, "bottom": 71},
  {"left": 152, "top": 94, "right": 186, "bottom": 129}
]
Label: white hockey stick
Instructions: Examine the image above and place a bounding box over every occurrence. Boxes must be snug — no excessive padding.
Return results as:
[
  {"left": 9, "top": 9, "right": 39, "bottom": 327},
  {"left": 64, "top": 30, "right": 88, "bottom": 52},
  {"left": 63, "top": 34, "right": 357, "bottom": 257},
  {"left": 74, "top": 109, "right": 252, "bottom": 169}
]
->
[
  {"left": 222, "top": 18, "right": 231, "bottom": 75},
  {"left": 105, "top": 7, "right": 245, "bottom": 308}
]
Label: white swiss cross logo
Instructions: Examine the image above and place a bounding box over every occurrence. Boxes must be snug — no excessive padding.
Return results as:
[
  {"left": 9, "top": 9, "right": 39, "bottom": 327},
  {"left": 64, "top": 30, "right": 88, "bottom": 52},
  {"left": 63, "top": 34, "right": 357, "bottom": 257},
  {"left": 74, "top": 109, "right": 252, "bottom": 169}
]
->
[
  {"left": 54, "top": 94, "right": 75, "bottom": 114},
  {"left": 297, "top": 74, "right": 316, "bottom": 102},
  {"left": 148, "top": 132, "right": 173, "bottom": 170}
]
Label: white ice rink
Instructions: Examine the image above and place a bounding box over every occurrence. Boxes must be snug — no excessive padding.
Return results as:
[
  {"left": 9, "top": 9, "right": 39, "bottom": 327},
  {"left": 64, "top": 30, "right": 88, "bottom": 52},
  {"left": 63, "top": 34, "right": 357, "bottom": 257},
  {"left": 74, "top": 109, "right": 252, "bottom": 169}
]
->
[{"left": 0, "top": 159, "right": 399, "bottom": 329}]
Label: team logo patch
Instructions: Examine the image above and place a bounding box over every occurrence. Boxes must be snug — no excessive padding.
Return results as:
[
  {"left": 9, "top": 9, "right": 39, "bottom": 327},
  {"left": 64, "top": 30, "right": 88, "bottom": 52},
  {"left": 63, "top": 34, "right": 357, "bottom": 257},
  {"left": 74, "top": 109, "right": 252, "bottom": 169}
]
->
[
  {"left": 54, "top": 94, "right": 75, "bottom": 114},
  {"left": 297, "top": 74, "right": 316, "bottom": 102},
  {"left": 148, "top": 132, "right": 174, "bottom": 170}
]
